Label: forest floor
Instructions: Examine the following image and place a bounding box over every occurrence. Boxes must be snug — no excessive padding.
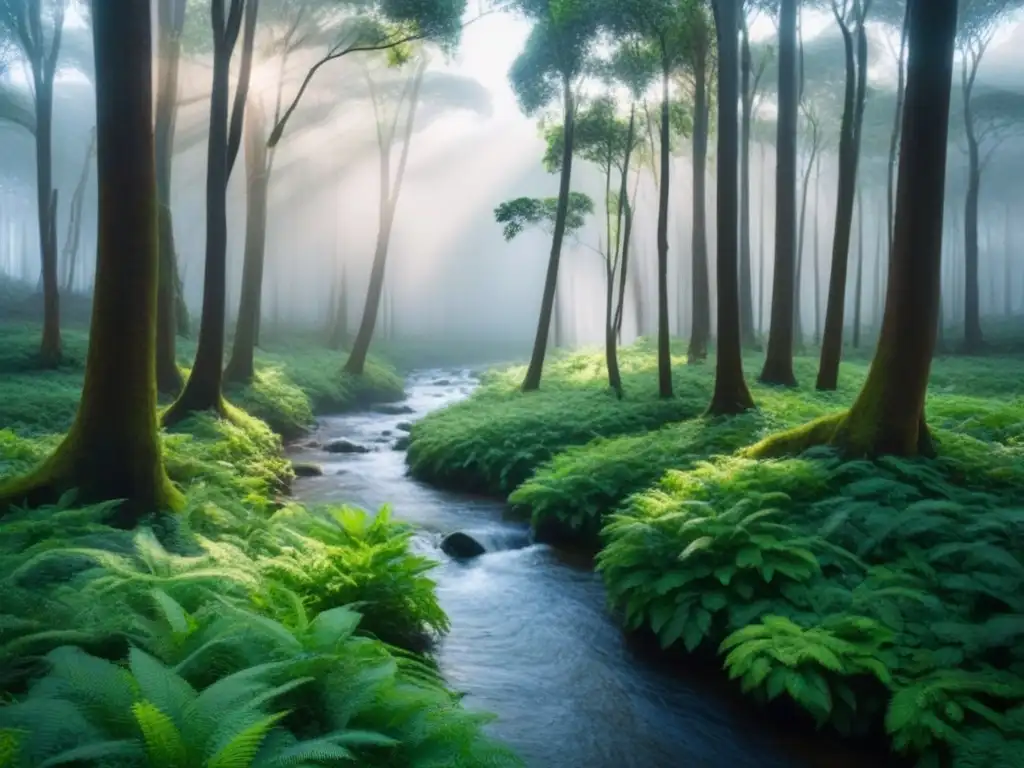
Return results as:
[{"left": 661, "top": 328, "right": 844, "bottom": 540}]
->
[
  {"left": 407, "top": 339, "right": 1024, "bottom": 767},
  {"left": 0, "top": 321, "right": 520, "bottom": 766}
]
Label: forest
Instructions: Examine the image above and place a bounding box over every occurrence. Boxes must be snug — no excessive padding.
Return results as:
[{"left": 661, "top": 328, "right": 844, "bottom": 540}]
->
[{"left": 0, "top": 0, "right": 1022, "bottom": 766}]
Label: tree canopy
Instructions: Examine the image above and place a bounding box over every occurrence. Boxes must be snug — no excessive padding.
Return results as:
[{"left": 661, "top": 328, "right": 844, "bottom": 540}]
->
[{"left": 494, "top": 192, "right": 594, "bottom": 241}]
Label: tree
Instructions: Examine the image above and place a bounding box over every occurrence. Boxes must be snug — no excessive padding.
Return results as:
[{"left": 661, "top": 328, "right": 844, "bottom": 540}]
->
[
  {"left": 0, "top": 0, "right": 66, "bottom": 366},
  {"left": 956, "top": 0, "right": 1024, "bottom": 353},
  {"left": 0, "top": 0, "right": 181, "bottom": 521},
  {"left": 162, "top": 0, "right": 260, "bottom": 426},
  {"left": 759, "top": 0, "right": 798, "bottom": 386},
  {"left": 740, "top": 0, "right": 773, "bottom": 347},
  {"left": 509, "top": 0, "right": 601, "bottom": 392},
  {"left": 708, "top": 0, "right": 755, "bottom": 415},
  {"left": 542, "top": 88, "right": 649, "bottom": 396},
  {"left": 816, "top": 0, "right": 872, "bottom": 391},
  {"left": 155, "top": 0, "right": 189, "bottom": 394},
  {"left": 608, "top": 0, "right": 699, "bottom": 397},
  {"left": 680, "top": 4, "right": 714, "bottom": 368},
  {"left": 343, "top": 53, "right": 428, "bottom": 375},
  {"left": 877, "top": 0, "right": 908, "bottom": 264},
  {"left": 749, "top": 0, "right": 958, "bottom": 458}
]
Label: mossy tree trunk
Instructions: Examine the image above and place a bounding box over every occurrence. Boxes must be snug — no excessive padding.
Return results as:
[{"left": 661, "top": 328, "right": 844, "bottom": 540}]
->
[
  {"left": 164, "top": 0, "right": 258, "bottom": 425},
  {"left": 760, "top": 0, "right": 799, "bottom": 386},
  {"left": 829, "top": 0, "right": 956, "bottom": 456},
  {"left": 687, "top": 42, "right": 711, "bottom": 365},
  {"left": 522, "top": 74, "right": 576, "bottom": 391},
  {"left": 155, "top": 0, "right": 187, "bottom": 395},
  {"left": 708, "top": 0, "right": 755, "bottom": 416},
  {"left": 224, "top": 94, "right": 269, "bottom": 383},
  {"left": 0, "top": 0, "right": 181, "bottom": 522},
  {"left": 817, "top": 3, "right": 870, "bottom": 390},
  {"left": 345, "top": 58, "right": 426, "bottom": 375}
]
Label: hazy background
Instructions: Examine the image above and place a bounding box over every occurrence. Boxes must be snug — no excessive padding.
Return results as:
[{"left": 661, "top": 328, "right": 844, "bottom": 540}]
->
[{"left": 1, "top": 4, "right": 1022, "bottom": 348}]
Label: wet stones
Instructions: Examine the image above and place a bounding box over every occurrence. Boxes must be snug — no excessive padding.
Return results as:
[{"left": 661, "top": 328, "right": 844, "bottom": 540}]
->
[
  {"left": 440, "top": 531, "right": 486, "bottom": 559},
  {"left": 291, "top": 461, "right": 324, "bottom": 477},
  {"left": 372, "top": 403, "right": 415, "bottom": 415},
  {"left": 324, "top": 438, "right": 371, "bottom": 454}
]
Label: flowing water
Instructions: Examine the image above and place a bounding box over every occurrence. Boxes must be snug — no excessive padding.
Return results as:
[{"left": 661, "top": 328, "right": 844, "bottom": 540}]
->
[{"left": 289, "top": 370, "right": 890, "bottom": 768}]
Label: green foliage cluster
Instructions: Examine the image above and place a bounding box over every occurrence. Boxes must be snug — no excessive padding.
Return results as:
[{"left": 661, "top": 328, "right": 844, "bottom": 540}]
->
[
  {"left": 0, "top": 323, "right": 515, "bottom": 766},
  {"left": 598, "top": 438, "right": 1024, "bottom": 765},
  {"left": 406, "top": 340, "right": 714, "bottom": 495},
  {"left": 0, "top": 437, "right": 515, "bottom": 765}
]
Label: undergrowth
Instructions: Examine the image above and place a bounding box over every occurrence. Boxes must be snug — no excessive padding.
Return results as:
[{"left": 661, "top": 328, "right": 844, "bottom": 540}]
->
[
  {"left": 597, "top": 437, "right": 1024, "bottom": 766},
  {"left": 0, "top": 323, "right": 516, "bottom": 766}
]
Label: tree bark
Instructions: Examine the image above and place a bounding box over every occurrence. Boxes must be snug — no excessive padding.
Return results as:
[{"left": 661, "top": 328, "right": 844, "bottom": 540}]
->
[
  {"left": 817, "top": 6, "right": 869, "bottom": 390},
  {"left": 708, "top": 0, "right": 755, "bottom": 415},
  {"left": 758, "top": 142, "right": 767, "bottom": 337},
  {"left": 760, "top": 0, "right": 799, "bottom": 386},
  {"left": 345, "top": 59, "right": 426, "bottom": 375},
  {"left": 155, "top": 0, "right": 188, "bottom": 394},
  {"left": 739, "top": 16, "right": 756, "bottom": 347},
  {"left": 0, "top": 0, "right": 180, "bottom": 521},
  {"left": 794, "top": 127, "right": 818, "bottom": 345},
  {"left": 521, "top": 76, "right": 576, "bottom": 391},
  {"left": 224, "top": 95, "right": 269, "bottom": 383},
  {"left": 831, "top": 0, "right": 956, "bottom": 456},
  {"left": 164, "top": 0, "right": 257, "bottom": 425},
  {"left": 688, "top": 43, "right": 711, "bottom": 364}
]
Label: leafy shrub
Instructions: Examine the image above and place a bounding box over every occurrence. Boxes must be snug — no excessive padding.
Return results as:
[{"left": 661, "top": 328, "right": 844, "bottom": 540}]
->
[{"left": 721, "top": 614, "right": 895, "bottom": 734}]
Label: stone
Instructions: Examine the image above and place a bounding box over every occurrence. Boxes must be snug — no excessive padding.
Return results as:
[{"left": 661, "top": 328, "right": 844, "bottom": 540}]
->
[
  {"left": 291, "top": 461, "right": 323, "bottom": 477},
  {"left": 440, "top": 531, "right": 486, "bottom": 559},
  {"left": 395, "top": 421, "right": 413, "bottom": 432},
  {"left": 392, "top": 436, "right": 410, "bottom": 451},
  {"left": 324, "top": 438, "right": 371, "bottom": 454}
]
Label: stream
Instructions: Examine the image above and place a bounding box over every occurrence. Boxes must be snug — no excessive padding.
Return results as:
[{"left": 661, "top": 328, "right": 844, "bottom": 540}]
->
[{"left": 289, "top": 370, "right": 887, "bottom": 768}]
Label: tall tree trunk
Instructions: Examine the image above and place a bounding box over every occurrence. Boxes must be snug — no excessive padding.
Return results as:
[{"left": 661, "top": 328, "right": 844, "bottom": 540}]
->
[
  {"left": 962, "top": 66, "right": 983, "bottom": 352},
  {"left": 613, "top": 109, "right": 636, "bottom": 341},
  {"left": 739, "top": 16, "right": 756, "bottom": 347},
  {"left": 709, "top": 0, "right": 755, "bottom": 415},
  {"left": 18, "top": 0, "right": 68, "bottom": 367},
  {"left": 655, "top": 61, "right": 673, "bottom": 396},
  {"left": 830, "top": 0, "right": 957, "bottom": 456},
  {"left": 760, "top": 0, "right": 799, "bottom": 386},
  {"left": 0, "top": 0, "right": 179, "bottom": 520},
  {"left": 817, "top": 7, "right": 869, "bottom": 390},
  {"left": 345, "top": 59, "right": 426, "bottom": 375},
  {"left": 813, "top": 156, "right": 822, "bottom": 344},
  {"left": 886, "top": 3, "right": 909, "bottom": 263},
  {"left": 155, "top": 0, "right": 188, "bottom": 394},
  {"left": 329, "top": 263, "right": 349, "bottom": 349},
  {"left": 224, "top": 96, "right": 269, "bottom": 383},
  {"left": 852, "top": 186, "right": 864, "bottom": 349},
  {"left": 521, "top": 76, "right": 576, "bottom": 391},
  {"left": 164, "top": 0, "right": 257, "bottom": 425},
  {"left": 605, "top": 260, "right": 622, "bottom": 397},
  {"left": 758, "top": 142, "right": 767, "bottom": 337},
  {"left": 688, "top": 45, "right": 711, "bottom": 364}
]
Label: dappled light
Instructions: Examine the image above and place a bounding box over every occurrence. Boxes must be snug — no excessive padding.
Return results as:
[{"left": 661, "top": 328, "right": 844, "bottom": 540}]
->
[{"left": 2, "top": 0, "right": 1024, "bottom": 766}]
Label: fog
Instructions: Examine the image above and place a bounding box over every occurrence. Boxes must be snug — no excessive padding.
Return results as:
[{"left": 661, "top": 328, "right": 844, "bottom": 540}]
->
[{"left": 1, "top": 3, "right": 1023, "bottom": 349}]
